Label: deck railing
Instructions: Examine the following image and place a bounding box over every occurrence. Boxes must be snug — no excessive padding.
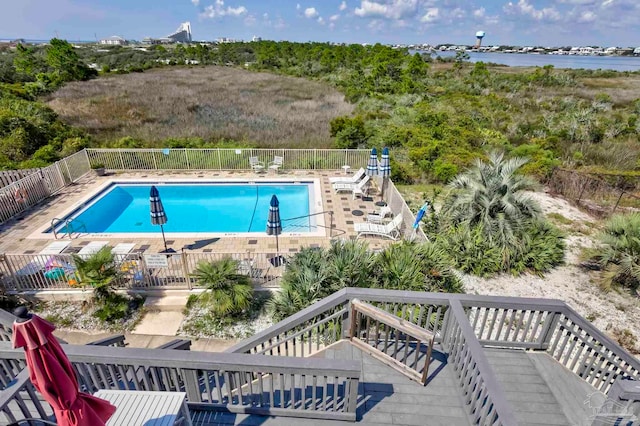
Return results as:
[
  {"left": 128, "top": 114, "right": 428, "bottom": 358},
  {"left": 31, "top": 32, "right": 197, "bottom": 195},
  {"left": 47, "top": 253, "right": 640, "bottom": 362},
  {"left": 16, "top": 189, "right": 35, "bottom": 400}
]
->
[
  {"left": 348, "top": 299, "right": 434, "bottom": 385},
  {"left": 86, "top": 148, "right": 370, "bottom": 172},
  {"left": 444, "top": 300, "right": 518, "bottom": 425},
  {"left": 461, "top": 297, "right": 640, "bottom": 393},
  {"left": 0, "top": 369, "right": 52, "bottom": 424},
  {"left": 1, "top": 290, "right": 639, "bottom": 425},
  {"left": 225, "top": 290, "right": 350, "bottom": 357},
  {"left": 0, "top": 342, "right": 361, "bottom": 422}
]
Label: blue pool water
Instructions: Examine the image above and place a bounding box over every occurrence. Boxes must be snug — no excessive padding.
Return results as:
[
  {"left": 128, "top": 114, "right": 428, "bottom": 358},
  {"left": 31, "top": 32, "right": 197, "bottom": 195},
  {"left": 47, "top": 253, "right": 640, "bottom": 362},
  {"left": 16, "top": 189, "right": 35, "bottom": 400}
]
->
[{"left": 51, "top": 183, "right": 312, "bottom": 234}]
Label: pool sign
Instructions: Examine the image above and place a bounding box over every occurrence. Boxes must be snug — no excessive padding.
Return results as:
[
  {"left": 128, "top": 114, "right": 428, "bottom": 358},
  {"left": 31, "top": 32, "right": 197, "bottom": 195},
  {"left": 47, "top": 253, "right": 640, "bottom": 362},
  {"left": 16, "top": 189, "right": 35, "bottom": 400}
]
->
[{"left": 144, "top": 254, "right": 169, "bottom": 268}]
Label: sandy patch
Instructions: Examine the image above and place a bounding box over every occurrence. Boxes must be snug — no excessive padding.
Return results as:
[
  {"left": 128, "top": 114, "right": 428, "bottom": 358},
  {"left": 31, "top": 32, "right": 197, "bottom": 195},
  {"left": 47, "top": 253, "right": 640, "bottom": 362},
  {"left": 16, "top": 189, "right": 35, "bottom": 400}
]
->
[{"left": 462, "top": 191, "right": 640, "bottom": 353}]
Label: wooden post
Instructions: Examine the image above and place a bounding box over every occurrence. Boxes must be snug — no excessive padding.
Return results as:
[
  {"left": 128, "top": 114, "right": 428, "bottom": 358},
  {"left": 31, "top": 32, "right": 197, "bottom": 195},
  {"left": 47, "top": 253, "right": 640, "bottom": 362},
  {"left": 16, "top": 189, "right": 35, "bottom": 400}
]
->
[
  {"left": 538, "top": 312, "right": 560, "bottom": 350},
  {"left": 349, "top": 300, "right": 358, "bottom": 339},
  {"left": 182, "top": 369, "right": 202, "bottom": 402},
  {"left": 181, "top": 251, "right": 192, "bottom": 290},
  {"left": 612, "top": 191, "right": 624, "bottom": 213}
]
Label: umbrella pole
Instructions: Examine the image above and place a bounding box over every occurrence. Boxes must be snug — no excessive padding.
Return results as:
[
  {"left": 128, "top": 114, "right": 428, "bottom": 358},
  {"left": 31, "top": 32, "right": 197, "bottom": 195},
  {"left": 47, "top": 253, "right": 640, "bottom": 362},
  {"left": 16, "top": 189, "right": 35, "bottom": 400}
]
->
[
  {"left": 275, "top": 233, "right": 279, "bottom": 253},
  {"left": 380, "top": 177, "right": 386, "bottom": 202},
  {"left": 160, "top": 224, "right": 168, "bottom": 252}
]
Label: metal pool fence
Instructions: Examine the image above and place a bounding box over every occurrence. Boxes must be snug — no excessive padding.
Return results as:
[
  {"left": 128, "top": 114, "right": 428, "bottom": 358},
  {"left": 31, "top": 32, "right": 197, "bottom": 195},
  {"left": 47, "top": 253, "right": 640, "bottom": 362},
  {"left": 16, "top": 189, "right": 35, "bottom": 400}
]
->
[
  {"left": 0, "top": 251, "right": 287, "bottom": 292},
  {"left": 0, "top": 149, "right": 372, "bottom": 225},
  {"left": 85, "top": 148, "right": 371, "bottom": 172},
  {"left": 0, "top": 150, "right": 91, "bottom": 224}
]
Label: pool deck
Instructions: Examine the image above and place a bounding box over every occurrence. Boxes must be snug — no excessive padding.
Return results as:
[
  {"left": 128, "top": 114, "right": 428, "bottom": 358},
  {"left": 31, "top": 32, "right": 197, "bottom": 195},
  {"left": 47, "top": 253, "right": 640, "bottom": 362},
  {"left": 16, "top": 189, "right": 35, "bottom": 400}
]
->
[{"left": 0, "top": 170, "right": 391, "bottom": 255}]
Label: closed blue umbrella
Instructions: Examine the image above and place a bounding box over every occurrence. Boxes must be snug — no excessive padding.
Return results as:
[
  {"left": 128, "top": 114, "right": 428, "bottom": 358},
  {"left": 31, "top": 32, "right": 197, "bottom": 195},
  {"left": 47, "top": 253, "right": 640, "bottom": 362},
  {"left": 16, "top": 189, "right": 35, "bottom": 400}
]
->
[
  {"left": 378, "top": 147, "right": 391, "bottom": 200},
  {"left": 267, "top": 194, "right": 282, "bottom": 253},
  {"left": 413, "top": 202, "right": 430, "bottom": 230},
  {"left": 366, "top": 148, "right": 379, "bottom": 177},
  {"left": 150, "top": 185, "right": 169, "bottom": 252}
]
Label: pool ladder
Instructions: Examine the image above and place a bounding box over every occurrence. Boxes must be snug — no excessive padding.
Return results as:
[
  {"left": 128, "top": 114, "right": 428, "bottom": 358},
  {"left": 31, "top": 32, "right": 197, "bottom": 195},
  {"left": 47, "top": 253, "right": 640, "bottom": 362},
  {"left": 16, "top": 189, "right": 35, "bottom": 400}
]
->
[{"left": 51, "top": 218, "right": 87, "bottom": 240}]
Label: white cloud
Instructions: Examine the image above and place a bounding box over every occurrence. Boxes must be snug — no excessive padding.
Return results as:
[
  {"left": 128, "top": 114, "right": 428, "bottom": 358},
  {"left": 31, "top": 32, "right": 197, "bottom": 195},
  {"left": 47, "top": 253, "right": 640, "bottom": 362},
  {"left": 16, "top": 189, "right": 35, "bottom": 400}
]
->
[
  {"left": 191, "top": 0, "right": 200, "bottom": 5},
  {"left": 503, "top": 0, "right": 561, "bottom": 21},
  {"left": 577, "top": 10, "right": 597, "bottom": 22},
  {"left": 450, "top": 7, "right": 465, "bottom": 19},
  {"left": 317, "top": 16, "right": 325, "bottom": 24},
  {"left": 339, "top": 1, "right": 348, "bottom": 11},
  {"left": 419, "top": 7, "right": 439, "bottom": 23},
  {"left": 296, "top": 3, "right": 301, "bottom": 10},
  {"left": 559, "top": 0, "right": 597, "bottom": 4},
  {"left": 354, "top": 0, "right": 419, "bottom": 20},
  {"left": 473, "top": 7, "right": 485, "bottom": 18},
  {"left": 274, "top": 17, "right": 287, "bottom": 29},
  {"left": 304, "top": 7, "right": 319, "bottom": 18},
  {"left": 330, "top": 14, "right": 340, "bottom": 21},
  {"left": 200, "top": 1, "right": 248, "bottom": 18}
]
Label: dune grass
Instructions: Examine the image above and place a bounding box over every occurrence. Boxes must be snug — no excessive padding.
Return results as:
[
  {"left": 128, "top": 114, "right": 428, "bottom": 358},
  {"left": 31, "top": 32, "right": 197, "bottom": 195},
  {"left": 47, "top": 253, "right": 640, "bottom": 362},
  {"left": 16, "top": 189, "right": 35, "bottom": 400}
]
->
[{"left": 46, "top": 66, "right": 353, "bottom": 148}]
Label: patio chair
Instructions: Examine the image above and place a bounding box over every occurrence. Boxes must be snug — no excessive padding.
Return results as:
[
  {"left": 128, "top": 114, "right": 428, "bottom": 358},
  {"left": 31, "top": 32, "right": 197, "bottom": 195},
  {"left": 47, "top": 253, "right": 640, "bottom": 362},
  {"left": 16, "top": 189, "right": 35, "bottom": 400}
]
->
[
  {"left": 355, "top": 214, "right": 403, "bottom": 240},
  {"left": 367, "top": 206, "right": 392, "bottom": 224},
  {"left": 249, "top": 156, "right": 265, "bottom": 173},
  {"left": 268, "top": 156, "right": 284, "bottom": 173},
  {"left": 329, "top": 167, "right": 366, "bottom": 184},
  {"left": 333, "top": 175, "right": 370, "bottom": 200}
]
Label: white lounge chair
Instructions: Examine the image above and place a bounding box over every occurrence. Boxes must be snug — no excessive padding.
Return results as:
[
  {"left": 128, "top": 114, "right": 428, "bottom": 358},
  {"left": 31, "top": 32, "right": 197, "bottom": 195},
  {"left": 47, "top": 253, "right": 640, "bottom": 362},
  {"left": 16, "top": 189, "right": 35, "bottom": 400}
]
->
[
  {"left": 355, "top": 214, "right": 403, "bottom": 240},
  {"left": 77, "top": 241, "right": 109, "bottom": 257},
  {"left": 329, "top": 167, "right": 366, "bottom": 184},
  {"left": 269, "top": 156, "right": 284, "bottom": 173},
  {"left": 333, "top": 175, "right": 370, "bottom": 196},
  {"left": 249, "top": 157, "right": 265, "bottom": 173},
  {"left": 367, "top": 206, "right": 392, "bottom": 224}
]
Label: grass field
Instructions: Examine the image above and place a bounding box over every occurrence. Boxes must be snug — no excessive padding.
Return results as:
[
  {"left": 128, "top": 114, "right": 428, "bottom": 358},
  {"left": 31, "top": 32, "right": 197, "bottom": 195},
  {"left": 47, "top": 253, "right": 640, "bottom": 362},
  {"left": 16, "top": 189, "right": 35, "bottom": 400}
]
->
[{"left": 46, "top": 66, "right": 353, "bottom": 148}]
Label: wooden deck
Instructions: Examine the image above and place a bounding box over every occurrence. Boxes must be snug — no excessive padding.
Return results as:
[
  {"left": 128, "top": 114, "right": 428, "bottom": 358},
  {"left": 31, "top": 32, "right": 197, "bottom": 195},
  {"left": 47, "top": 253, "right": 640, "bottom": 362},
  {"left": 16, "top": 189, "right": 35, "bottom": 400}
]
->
[
  {"left": 190, "top": 340, "right": 471, "bottom": 426},
  {"left": 190, "top": 343, "right": 605, "bottom": 426},
  {"left": 485, "top": 348, "right": 602, "bottom": 426}
]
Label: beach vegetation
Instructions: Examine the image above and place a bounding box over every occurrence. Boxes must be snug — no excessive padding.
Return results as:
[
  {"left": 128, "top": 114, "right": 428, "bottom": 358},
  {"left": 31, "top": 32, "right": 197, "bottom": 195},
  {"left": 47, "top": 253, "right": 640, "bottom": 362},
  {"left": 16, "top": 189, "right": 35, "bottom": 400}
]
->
[
  {"left": 583, "top": 213, "right": 640, "bottom": 291},
  {"left": 190, "top": 258, "right": 254, "bottom": 316}
]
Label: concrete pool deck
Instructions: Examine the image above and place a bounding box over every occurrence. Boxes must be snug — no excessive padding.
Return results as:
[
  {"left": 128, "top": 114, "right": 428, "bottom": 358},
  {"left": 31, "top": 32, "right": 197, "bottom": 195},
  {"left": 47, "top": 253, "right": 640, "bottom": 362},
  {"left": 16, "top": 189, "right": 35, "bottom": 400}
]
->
[{"left": 0, "top": 170, "right": 391, "bottom": 255}]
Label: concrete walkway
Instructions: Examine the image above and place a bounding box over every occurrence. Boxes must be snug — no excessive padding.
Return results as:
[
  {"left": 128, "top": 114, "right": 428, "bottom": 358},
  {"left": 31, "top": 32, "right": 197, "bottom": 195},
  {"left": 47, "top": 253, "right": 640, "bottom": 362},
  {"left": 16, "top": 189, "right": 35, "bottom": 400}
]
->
[
  {"left": 131, "top": 295, "right": 188, "bottom": 336},
  {"left": 54, "top": 295, "right": 240, "bottom": 352},
  {"left": 54, "top": 329, "right": 238, "bottom": 352}
]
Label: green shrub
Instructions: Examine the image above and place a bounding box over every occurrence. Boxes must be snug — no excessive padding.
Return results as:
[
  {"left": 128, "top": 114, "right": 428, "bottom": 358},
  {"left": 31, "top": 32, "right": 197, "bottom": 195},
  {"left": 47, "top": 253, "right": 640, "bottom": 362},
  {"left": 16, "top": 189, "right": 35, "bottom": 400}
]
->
[
  {"left": 437, "top": 225, "right": 503, "bottom": 277},
  {"left": 432, "top": 159, "right": 458, "bottom": 183},
  {"left": 584, "top": 213, "right": 640, "bottom": 291}
]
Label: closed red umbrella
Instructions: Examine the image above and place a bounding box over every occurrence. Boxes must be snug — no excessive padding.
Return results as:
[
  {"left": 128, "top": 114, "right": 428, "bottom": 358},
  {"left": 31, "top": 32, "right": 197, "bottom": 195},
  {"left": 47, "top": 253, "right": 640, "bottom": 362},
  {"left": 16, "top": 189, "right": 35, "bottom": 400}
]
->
[{"left": 12, "top": 311, "right": 116, "bottom": 426}]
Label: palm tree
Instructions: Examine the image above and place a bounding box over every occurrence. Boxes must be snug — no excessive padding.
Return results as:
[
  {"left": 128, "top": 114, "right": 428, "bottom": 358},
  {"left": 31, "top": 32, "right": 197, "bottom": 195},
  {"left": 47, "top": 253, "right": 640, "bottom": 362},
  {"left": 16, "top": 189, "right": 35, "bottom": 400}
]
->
[
  {"left": 191, "top": 258, "right": 253, "bottom": 316},
  {"left": 268, "top": 247, "right": 329, "bottom": 321},
  {"left": 326, "top": 240, "right": 374, "bottom": 291},
  {"left": 443, "top": 151, "right": 541, "bottom": 245},
  {"left": 72, "top": 246, "right": 119, "bottom": 302},
  {"left": 373, "top": 242, "right": 427, "bottom": 291},
  {"left": 589, "top": 213, "right": 640, "bottom": 291}
]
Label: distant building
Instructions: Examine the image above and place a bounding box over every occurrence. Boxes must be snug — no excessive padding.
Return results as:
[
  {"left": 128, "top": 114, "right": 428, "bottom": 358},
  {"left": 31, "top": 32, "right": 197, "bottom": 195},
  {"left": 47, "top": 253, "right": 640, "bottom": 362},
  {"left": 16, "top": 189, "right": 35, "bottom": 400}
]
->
[
  {"left": 252, "top": 36, "right": 262, "bottom": 42},
  {"left": 100, "top": 36, "right": 127, "bottom": 46},
  {"left": 634, "top": 47, "right": 640, "bottom": 55},
  {"left": 143, "top": 22, "right": 192, "bottom": 45},
  {"left": 166, "top": 22, "right": 192, "bottom": 43}
]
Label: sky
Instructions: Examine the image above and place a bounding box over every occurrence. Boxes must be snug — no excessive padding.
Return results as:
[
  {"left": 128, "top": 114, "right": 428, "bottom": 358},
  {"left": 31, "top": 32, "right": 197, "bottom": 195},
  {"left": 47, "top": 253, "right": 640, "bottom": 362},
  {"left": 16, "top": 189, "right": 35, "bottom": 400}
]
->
[{"left": 1, "top": 0, "right": 638, "bottom": 47}]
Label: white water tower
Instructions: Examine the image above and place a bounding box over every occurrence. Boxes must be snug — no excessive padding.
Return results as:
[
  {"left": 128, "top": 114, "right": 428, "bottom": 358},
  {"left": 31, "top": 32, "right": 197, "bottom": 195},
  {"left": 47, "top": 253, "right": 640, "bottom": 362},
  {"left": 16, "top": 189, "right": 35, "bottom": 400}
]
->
[{"left": 475, "top": 31, "right": 486, "bottom": 48}]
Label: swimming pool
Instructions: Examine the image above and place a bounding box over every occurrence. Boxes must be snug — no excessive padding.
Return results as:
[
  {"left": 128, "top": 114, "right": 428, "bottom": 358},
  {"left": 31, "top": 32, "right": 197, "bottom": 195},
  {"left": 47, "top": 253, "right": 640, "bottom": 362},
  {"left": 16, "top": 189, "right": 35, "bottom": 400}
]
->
[{"left": 45, "top": 180, "right": 321, "bottom": 236}]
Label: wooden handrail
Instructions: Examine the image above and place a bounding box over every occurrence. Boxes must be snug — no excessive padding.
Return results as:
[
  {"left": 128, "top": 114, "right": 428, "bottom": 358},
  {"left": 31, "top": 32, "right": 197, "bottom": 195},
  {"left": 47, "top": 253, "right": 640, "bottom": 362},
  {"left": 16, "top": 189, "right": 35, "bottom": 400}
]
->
[
  {"left": 349, "top": 299, "right": 435, "bottom": 385},
  {"left": 350, "top": 299, "right": 435, "bottom": 343}
]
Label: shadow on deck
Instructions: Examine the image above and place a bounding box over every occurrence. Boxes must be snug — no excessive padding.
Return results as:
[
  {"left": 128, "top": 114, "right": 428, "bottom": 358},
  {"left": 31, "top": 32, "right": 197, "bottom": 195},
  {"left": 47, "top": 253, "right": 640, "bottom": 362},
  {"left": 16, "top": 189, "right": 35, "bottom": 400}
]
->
[{"left": 190, "top": 340, "right": 471, "bottom": 426}]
